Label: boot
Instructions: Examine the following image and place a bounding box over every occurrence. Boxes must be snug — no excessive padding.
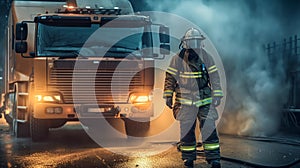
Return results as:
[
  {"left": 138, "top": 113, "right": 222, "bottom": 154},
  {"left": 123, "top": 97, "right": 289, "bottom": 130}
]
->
[
  {"left": 183, "top": 159, "right": 194, "bottom": 168},
  {"left": 210, "top": 160, "right": 221, "bottom": 168}
]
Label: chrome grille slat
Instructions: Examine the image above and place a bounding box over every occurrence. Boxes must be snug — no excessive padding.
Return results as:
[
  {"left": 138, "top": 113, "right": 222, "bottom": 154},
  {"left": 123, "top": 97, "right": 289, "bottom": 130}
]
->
[{"left": 49, "top": 67, "right": 143, "bottom": 104}]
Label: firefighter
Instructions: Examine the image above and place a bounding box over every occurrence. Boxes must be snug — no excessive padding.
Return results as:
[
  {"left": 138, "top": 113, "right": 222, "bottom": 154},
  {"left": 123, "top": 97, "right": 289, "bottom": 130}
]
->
[{"left": 164, "top": 28, "right": 223, "bottom": 168}]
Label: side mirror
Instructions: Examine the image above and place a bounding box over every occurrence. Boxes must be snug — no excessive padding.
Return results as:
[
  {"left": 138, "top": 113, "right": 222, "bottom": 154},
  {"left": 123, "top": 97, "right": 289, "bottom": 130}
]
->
[
  {"left": 159, "top": 26, "right": 170, "bottom": 43},
  {"left": 16, "top": 23, "right": 28, "bottom": 40},
  {"left": 15, "top": 42, "right": 28, "bottom": 53},
  {"left": 160, "top": 44, "right": 170, "bottom": 55}
]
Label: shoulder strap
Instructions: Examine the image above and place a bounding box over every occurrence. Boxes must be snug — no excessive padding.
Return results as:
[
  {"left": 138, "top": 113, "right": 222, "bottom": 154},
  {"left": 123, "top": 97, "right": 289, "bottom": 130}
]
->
[{"left": 178, "top": 48, "right": 186, "bottom": 59}]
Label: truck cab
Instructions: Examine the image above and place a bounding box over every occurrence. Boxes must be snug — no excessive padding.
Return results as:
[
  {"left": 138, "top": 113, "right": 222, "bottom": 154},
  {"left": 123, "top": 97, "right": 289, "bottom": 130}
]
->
[{"left": 2, "top": 0, "right": 170, "bottom": 141}]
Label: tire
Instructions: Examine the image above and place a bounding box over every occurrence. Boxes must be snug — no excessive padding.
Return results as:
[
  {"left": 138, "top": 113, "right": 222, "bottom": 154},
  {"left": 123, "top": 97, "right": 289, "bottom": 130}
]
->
[
  {"left": 124, "top": 118, "right": 150, "bottom": 137},
  {"left": 6, "top": 114, "right": 29, "bottom": 137},
  {"left": 6, "top": 113, "right": 30, "bottom": 138},
  {"left": 12, "top": 119, "right": 30, "bottom": 138},
  {"left": 30, "top": 113, "right": 49, "bottom": 142}
]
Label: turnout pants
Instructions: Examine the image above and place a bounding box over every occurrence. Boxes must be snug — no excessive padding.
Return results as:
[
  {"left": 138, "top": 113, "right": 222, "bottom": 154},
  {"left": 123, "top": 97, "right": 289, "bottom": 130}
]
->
[{"left": 174, "top": 103, "right": 220, "bottom": 162}]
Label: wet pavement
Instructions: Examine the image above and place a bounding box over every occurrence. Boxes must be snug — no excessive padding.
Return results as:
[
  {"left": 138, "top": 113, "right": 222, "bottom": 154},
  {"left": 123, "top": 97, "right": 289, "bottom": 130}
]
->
[{"left": 0, "top": 119, "right": 300, "bottom": 168}]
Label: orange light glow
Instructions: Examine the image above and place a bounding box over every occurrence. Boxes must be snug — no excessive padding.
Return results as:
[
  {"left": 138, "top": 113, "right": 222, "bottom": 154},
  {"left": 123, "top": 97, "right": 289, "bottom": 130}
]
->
[
  {"left": 35, "top": 95, "right": 42, "bottom": 102},
  {"left": 63, "top": 5, "right": 76, "bottom": 9},
  {"left": 66, "top": 107, "right": 73, "bottom": 113},
  {"left": 43, "top": 96, "right": 55, "bottom": 102},
  {"left": 135, "top": 96, "right": 149, "bottom": 103},
  {"left": 35, "top": 94, "right": 61, "bottom": 102},
  {"left": 5, "top": 109, "right": 10, "bottom": 115},
  {"left": 129, "top": 94, "right": 150, "bottom": 104}
]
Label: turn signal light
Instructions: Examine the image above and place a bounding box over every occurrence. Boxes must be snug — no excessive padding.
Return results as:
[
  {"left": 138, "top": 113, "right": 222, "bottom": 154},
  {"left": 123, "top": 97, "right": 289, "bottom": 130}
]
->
[{"left": 46, "top": 107, "right": 63, "bottom": 114}]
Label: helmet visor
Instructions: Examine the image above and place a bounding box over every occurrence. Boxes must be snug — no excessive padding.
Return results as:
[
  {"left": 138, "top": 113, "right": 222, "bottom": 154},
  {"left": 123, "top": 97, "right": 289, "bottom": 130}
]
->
[{"left": 186, "top": 39, "right": 201, "bottom": 49}]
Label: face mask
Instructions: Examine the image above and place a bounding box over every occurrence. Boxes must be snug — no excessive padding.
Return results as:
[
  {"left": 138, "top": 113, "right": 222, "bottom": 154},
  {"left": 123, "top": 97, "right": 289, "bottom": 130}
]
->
[{"left": 186, "top": 39, "right": 201, "bottom": 49}]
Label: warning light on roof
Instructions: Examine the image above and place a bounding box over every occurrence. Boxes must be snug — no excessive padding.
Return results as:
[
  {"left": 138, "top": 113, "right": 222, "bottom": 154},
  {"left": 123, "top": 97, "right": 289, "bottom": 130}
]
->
[{"left": 63, "top": 5, "right": 75, "bottom": 9}]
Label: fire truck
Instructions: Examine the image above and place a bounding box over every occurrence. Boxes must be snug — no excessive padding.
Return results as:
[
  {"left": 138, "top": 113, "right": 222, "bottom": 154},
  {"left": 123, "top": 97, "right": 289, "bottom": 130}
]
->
[{"left": 0, "top": 0, "right": 170, "bottom": 141}]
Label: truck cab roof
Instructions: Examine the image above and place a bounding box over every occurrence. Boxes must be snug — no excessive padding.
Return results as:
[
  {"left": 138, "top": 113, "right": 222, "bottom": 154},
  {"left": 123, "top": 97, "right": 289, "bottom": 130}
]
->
[{"left": 34, "top": 13, "right": 151, "bottom": 26}]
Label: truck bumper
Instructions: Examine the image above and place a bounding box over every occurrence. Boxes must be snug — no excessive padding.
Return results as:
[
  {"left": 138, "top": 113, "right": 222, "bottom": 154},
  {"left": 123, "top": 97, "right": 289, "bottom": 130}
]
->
[{"left": 34, "top": 103, "right": 153, "bottom": 119}]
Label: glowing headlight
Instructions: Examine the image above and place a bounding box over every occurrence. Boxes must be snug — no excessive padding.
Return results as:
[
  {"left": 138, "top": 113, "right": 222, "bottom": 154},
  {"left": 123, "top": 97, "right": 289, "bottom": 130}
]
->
[
  {"left": 129, "top": 93, "right": 151, "bottom": 104},
  {"left": 63, "top": 5, "right": 75, "bottom": 9},
  {"left": 35, "top": 94, "right": 61, "bottom": 103},
  {"left": 43, "top": 96, "right": 55, "bottom": 102}
]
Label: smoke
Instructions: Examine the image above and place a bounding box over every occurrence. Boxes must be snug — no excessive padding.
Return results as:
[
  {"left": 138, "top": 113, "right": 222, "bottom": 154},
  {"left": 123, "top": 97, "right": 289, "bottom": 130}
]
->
[{"left": 144, "top": 0, "right": 298, "bottom": 136}]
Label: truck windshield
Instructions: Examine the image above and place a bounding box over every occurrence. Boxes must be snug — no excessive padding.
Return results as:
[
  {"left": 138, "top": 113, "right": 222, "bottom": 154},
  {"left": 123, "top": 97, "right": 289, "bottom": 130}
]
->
[{"left": 36, "top": 23, "right": 147, "bottom": 57}]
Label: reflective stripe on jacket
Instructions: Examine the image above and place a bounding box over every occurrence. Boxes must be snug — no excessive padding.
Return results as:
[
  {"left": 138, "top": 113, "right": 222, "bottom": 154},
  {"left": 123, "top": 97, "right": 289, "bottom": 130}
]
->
[{"left": 164, "top": 48, "right": 223, "bottom": 104}]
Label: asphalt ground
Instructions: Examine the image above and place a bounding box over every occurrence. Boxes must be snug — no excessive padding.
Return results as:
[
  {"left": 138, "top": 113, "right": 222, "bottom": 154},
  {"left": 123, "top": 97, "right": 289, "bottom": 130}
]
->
[{"left": 1, "top": 118, "right": 300, "bottom": 168}]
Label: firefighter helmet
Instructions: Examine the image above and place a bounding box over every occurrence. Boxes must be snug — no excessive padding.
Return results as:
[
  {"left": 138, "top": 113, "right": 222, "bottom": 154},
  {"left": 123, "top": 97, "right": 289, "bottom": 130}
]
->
[{"left": 181, "top": 28, "right": 205, "bottom": 49}]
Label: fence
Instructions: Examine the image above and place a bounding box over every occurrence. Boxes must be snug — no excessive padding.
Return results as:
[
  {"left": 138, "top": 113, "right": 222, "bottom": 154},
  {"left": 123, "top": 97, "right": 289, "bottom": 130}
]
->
[{"left": 265, "top": 35, "right": 300, "bottom": 110}]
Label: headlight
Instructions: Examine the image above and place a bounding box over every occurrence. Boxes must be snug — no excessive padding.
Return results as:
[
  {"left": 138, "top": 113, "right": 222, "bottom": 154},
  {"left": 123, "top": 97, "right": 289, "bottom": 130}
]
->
[
  {"left": 35, "top": 93, "right": 62, "bottom": 103},
  {"left": 129, "top": 93, "right": 152, "bottom": 105}
]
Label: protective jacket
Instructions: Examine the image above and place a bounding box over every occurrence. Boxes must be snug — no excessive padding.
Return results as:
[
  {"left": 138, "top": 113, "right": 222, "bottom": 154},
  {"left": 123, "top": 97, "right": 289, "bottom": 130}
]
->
[{"left": 164, "top": 48, "right": 223, "bottom": 107}]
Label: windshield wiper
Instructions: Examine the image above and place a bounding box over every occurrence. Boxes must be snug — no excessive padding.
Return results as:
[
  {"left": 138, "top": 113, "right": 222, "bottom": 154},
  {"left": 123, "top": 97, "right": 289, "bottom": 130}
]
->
[
  {"left": 55, "top": 51, "right": 87, "bottom": 59},
  {"left": 104, "top": 47, "right": 142, "bottom": 58},
  {"left": 70, "top": 51, "right": 88, "bottom": 59},
  {"left": 108, "top": 46, "right": 140, "bottom": 53}
]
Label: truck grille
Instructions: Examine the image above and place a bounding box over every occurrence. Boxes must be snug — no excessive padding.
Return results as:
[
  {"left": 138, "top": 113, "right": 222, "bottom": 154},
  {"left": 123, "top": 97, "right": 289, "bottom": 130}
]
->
[{"left": 48, "top": 60, "right": 144, "bottom": 104}]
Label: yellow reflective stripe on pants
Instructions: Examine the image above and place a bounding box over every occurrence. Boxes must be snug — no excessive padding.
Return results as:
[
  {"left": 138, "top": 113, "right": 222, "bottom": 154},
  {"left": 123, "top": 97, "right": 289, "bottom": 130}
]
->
[
  {"left": 203, "top": 143, "right": 220, "bottom": 150},
  {"left": 180, "top": 145, "right": 196, "bottom": 152},
  {"left": 164, "top": 90, "right": 173, "bottom": 97},
  {"left": 164, "top": 90, "right": 173, "bottom": 93}
]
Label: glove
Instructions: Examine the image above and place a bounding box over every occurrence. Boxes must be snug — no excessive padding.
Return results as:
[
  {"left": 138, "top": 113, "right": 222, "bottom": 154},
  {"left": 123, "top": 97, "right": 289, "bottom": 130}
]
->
[
  {"left": 212, "top": 97, "right": 222, "bottom": 107},
  {"left": 165, "top": 97, "right": 173, "bottom": 109}
]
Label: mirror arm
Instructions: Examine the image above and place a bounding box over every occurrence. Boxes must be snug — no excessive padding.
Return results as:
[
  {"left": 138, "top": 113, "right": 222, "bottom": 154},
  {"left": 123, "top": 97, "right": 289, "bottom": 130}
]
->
[{"left": 21, "top": 53, "right": 35, "bottom": 58}]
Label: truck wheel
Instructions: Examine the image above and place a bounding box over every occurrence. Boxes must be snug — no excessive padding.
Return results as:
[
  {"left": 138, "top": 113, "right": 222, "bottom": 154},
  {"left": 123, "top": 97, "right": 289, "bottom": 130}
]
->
[
  {"left": 12, "top": 119, "right": 30, "bottom": 138},
  {"left": 124, "top": 118, "right": 150, "bottom": 137},
  {"left": 30, "top": 113, "right": 49, "bottom": 142},
  {"left": 6, "top": 114, "right": 30, "bottom": 137}
]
